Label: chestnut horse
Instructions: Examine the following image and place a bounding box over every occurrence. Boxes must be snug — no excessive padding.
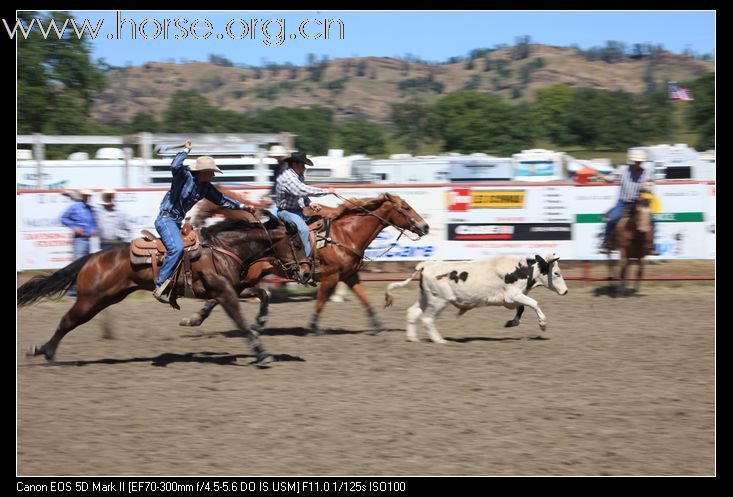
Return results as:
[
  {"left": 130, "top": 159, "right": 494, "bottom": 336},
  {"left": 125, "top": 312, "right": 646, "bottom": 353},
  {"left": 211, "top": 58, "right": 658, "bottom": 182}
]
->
[
  {"left": 607, "top": 194, "right": 655, "bottom": 295},
  {"left": 182, "top": 192, "right": 430, "bottom": 334},
  {"left": 18, "top": 215, "right": 308, "bottom": 364}
]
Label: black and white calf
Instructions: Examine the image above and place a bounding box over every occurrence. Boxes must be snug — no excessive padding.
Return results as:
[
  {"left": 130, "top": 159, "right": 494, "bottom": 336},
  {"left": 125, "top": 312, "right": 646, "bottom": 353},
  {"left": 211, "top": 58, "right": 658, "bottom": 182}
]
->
[{"left": 384, "top": 254, "right": 568, "bottom": 343}]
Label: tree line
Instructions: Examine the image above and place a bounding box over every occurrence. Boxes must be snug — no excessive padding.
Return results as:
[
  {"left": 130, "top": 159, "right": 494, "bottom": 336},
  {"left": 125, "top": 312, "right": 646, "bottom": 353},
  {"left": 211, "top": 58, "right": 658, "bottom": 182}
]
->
[{"left": 17, "top": 11, "right": 714, "bottom": 158}]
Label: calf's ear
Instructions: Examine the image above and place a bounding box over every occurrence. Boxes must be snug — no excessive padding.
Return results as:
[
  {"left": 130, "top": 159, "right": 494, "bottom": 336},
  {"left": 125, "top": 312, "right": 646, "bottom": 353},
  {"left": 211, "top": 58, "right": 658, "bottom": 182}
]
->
[{"left": 535, "top": 254, "right": 549, "bottom": 273}]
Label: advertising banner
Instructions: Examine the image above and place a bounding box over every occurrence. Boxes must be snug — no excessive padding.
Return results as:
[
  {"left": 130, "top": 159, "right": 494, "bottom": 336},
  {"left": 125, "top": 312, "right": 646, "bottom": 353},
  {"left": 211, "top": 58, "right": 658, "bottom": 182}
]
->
[{"left": 16, "top": 182, "right": 715, "bottom": 270}]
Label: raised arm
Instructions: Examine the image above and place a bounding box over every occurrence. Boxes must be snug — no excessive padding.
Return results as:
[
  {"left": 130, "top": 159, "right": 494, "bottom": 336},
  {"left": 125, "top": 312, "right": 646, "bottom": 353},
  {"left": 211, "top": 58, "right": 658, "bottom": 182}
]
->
[{"left": 170, "top": 139, "right": 193, "bottom": 175}]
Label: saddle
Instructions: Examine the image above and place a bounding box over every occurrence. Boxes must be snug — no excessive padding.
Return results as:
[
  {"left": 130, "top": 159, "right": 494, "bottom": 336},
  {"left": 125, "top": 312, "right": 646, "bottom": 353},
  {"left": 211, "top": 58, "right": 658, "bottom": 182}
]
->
[{"left": 130, "top": 218, "right": 202, "bottom": 299}]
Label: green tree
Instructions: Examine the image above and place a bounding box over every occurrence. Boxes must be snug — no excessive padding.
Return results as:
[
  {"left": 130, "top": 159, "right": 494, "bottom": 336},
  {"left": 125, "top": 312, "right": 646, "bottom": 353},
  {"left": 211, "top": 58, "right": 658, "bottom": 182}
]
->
[
  {"left": 634, "top": 90, "right": 676, "bottom": 143},
  {"left": 130, "top": 112, "right": 160, "bottom": 133},
  {"left": 431, "top": 91, "right": 534, "bottom": 155},
  {"left": 685, "top": 73, "right": 715, "bottom": 150},
  {"left": 564, "top": 88, "right": 639, "bottom": 149},
  {"left": 17, "top": 11, "right": 106, "bottom": 134},
  {"left": 254, "top": 107, "right": 335, "bottom": 155},
  {"left": 512, "top": 35, "right": 532, "bottom": 60},
  {"left": 336, "top": 121, "right": 387, "bottom": 156},
  {"left": 162, "top": 91, "right": 219, "bottom": 132},
  {"left": 532, "top": 85, "right": 575, "bottom": 145},
  {"left": 390, "top": 97, "right": 434, "bottom": 155}
]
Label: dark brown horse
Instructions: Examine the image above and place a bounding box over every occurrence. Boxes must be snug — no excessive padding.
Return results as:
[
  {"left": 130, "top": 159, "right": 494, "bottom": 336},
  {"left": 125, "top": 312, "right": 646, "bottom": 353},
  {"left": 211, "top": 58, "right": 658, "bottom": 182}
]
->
[
  {"left": 607, "top": 194, "right": 654, "bottom": 295},
  {"left": 17, "top": 215, "right": 308, "bottom": 363},
  {"left": 182, "top": 193, "right": 430, "bottom": 334}
]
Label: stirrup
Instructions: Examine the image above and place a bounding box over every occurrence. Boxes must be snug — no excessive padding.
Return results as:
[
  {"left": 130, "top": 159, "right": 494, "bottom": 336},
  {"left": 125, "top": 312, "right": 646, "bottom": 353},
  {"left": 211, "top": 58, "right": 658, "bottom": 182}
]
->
[{"left": 153, "top": 279, "right": 171, "bottom": 302}]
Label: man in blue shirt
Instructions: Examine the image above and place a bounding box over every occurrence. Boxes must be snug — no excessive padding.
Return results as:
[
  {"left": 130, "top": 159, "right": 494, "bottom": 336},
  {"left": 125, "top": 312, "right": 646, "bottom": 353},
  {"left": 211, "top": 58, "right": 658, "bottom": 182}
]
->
[
  {"left": 153, "top": 140, "right": 256, "bottom": 304},
  {"left": 60, "top": 189, "right": 100, "bottom": 297}
]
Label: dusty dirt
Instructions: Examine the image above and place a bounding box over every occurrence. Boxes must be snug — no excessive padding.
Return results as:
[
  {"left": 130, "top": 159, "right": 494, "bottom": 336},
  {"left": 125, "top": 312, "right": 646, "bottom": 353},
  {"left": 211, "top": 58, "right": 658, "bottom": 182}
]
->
[{"left": 17, "top": 281, "right": 714, "bottom": 476}]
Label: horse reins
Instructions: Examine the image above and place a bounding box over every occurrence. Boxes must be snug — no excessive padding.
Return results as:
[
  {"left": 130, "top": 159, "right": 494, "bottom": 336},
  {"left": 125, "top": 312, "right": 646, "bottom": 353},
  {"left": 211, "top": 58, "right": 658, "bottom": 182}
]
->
[
  {"left": 332, "top": 193, "right": 424, "bottom": 243},
  {"left": 328, "top": 193, "right": 425, "bottom": 268},
  {"left": 203, "top": 219, "right": 299, "bottom": 281}
]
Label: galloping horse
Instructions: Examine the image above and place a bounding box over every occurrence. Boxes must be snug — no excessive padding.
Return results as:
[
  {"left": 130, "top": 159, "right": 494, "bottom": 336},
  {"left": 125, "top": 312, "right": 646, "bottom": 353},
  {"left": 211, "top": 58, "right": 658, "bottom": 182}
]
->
[
  {"left": 18, "top": 215, "right": 308, "bottom": 363},
  {"left": 182, "top": 192, "right": 430, "bottom": 334},
  {"left": 607, "top": 193, "right": 654, "bottom": 294}
]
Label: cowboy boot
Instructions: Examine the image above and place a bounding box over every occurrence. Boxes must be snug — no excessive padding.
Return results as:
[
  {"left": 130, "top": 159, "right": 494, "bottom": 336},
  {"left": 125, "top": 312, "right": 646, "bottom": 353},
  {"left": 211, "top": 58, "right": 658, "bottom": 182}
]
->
[
  {"left": 647, "top": 242, "right": 660, "bottom": 256},
  {"left": 153, "top": 278, "right": 172, "bottom": 304},
  {"left": 598, "top": 234, "right": 612, "bottom": 254}
]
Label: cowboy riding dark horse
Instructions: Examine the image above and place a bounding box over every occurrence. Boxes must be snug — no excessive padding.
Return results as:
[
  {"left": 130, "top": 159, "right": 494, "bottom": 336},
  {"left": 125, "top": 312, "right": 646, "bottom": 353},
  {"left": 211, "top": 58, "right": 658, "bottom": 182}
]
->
[{"left": 600, "top": 150, "right": 659, "bottom": 294}]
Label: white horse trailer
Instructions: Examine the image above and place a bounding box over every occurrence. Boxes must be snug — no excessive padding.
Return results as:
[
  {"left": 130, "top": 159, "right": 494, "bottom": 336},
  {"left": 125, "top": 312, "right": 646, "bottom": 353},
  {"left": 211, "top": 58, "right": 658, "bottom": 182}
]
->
[
  {"left": 369, "top": 155, "right": 451, "bottom": 184},
  {"left": 448, "top": 155, "right": 514, "bottom": 182},
  {"left": 512, "top": 149, "right": 568, "bottom": 182},
  {"left": 630, "top": 144, "right": 715, "bottom": 181}
]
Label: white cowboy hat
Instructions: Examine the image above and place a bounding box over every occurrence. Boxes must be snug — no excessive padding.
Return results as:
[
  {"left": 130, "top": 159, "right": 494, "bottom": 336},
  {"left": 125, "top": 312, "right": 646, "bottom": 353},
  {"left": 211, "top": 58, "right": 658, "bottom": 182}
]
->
[
  {"left": 189, "top": 156, "right": 222, "bottom": 173},
  {"left": 101, "top": 189, "right": 116, "bottom": 204},
  {"left": 629, "top": 150, "right": 647, "bottom": 162},
  {"left": 79, "top": 189, "right": 93, "bottom": 196},
  {"left": 268, "top": 145, "right": 290, "bottom": 157}
]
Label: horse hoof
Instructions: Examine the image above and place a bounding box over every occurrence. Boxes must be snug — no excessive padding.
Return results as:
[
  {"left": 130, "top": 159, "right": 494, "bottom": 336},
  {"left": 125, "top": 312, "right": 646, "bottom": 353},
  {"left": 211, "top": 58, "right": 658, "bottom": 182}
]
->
[
  {"left": 255, "top": 352, "right": 274, "bottom": 365},
  {"left": 406, "top": 336, "right": 419, "bottom": 343},
  {"left": 539, "top": 324, "right": 547, "bottom": 331},
  {"left": 505, "top": 320, "right": 519, "bottom": 328},
  {"left": 313, "top": 328, "right": 326, "bottom": 336},
  {"left": 433, "top": 339, "right": 448, "bottom": 344},
  {"left": 27, "top": 345, "right": 54, "bottom": 361},
  {"left": 179, "top": 317, "right": 201, "bottom": 327}
]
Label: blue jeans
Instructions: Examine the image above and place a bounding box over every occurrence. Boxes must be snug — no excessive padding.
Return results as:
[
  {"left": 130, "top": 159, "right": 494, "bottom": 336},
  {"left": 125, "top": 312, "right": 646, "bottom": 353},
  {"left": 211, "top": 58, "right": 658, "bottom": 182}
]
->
[
  {"left": 277, "top": 208, "right": 311, "bottom": 257},
  {"left": 155, "top": 215, "right": 183, "bottom": 287},
  {"left": 605, "top": 201, "right": 628, "bottom": 239},
  {"left": 67, "top": 237, "right": 91, "bottom": 296}
]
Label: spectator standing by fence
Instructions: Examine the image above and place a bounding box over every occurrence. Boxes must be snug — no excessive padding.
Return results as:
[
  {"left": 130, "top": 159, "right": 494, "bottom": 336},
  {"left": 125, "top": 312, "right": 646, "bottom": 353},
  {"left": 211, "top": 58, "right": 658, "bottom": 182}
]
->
[
  {"left": 60, "top": 189, "right": 99, "bottom": 297},
  {"left": 97, "top": 189, "right": 131, "bottom": 250}
]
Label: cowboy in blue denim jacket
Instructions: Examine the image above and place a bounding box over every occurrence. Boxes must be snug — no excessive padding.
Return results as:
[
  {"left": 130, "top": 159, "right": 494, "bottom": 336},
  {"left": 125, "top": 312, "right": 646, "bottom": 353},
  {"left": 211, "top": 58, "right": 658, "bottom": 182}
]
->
[{"left": 153, "top": 140, "right": 255, "bottom": 304}]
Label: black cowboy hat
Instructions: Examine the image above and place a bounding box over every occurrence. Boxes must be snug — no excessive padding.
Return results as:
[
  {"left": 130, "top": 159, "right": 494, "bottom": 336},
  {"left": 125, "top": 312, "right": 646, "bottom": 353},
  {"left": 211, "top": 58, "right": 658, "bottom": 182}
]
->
[{"left": 282, "top": 151, "right": 314, "bottom": 166}]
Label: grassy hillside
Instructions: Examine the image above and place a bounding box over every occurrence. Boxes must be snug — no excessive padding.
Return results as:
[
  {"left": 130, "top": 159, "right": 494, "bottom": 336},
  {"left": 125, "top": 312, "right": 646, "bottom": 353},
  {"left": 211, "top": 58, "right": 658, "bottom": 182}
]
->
[{"left": 90, "top": 44, "right": 714, "bottom": 126}]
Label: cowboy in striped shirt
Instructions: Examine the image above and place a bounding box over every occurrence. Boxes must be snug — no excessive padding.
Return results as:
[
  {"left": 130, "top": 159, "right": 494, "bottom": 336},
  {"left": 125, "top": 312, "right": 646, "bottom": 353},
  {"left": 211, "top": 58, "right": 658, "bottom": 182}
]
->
[
  {"left": 275, "top": 151, "right": 334, "bottom": 261},
  {"left": 599, "top": 149, "right": 659, "bottom": 255}
]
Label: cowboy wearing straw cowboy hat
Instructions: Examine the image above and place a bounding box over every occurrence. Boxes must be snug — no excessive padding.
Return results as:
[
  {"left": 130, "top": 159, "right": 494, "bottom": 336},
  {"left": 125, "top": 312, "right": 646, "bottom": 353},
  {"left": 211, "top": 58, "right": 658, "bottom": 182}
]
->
[
  {"left": 98, "top": 189, "right": 131, "bottom": 251},
  {"left": 153, "top": 139, "right": 257, "bottom": 304},
  {"left": 599, "top": 149, "right": 660, "bottom": 255},
  {"left": 274, "top": 151, "right": 334, "bottom": 264}
]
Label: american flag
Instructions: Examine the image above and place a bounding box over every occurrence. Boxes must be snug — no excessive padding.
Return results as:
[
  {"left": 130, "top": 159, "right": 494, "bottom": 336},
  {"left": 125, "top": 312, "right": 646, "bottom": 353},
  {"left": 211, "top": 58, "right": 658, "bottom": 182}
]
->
[{"left": 668, "top": 81, "right": 694, "bottom": 101}]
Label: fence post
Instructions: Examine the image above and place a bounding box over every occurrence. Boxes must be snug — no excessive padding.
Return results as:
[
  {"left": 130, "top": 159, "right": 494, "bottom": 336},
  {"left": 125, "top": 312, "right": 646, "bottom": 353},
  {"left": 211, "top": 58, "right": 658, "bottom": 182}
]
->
[
  {"left": 32, "top": 133, "right": 45, "bottom": 189},
  {"left": 582, "top": 260, "right": 591, "bottom": 287}
]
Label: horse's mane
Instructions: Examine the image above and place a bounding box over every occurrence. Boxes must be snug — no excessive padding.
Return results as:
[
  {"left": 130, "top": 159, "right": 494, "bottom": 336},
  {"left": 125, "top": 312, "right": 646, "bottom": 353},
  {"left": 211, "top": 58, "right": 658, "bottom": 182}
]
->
[
  {"left": 201, "top": 216, "right": 280, "bottom": 241},
  {"left": 332, "top": 193, "right": 396, "bottom": 219}
]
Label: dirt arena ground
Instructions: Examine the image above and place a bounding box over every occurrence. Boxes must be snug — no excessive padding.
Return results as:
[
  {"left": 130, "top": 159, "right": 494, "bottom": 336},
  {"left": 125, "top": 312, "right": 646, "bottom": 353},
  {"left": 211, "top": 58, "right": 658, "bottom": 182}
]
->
[{"left": 17, "top": 276, "right": 714, "bottom": 476}]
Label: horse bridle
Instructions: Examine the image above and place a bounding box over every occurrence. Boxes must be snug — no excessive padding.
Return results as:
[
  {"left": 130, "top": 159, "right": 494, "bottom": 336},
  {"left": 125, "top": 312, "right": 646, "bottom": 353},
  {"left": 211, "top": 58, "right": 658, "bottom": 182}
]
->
[
  {"left": 254, "top": 217, "right": 305, "bottom": 280},
  {"left": 204, "top": 222, "right": 303, "bottom": 282},
  {"left": 333, "top": 193, "right": 425, "bottom": 242}
]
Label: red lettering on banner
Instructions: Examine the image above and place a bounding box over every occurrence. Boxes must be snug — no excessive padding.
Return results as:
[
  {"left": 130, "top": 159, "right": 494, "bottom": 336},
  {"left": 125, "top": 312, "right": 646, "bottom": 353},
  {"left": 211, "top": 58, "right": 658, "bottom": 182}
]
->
[{"left": 447, "top": 188, "right": 471, "bottom": 211}]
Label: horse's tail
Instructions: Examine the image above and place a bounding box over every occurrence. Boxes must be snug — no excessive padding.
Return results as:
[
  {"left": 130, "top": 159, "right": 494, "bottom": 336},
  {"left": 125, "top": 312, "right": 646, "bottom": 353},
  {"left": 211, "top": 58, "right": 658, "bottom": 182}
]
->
[
  {"left": 17, "top": 254, "right": 93, "bottom": 307},
  {"left": 384, "top": 262, "right": 426, "bottom": 308}
]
